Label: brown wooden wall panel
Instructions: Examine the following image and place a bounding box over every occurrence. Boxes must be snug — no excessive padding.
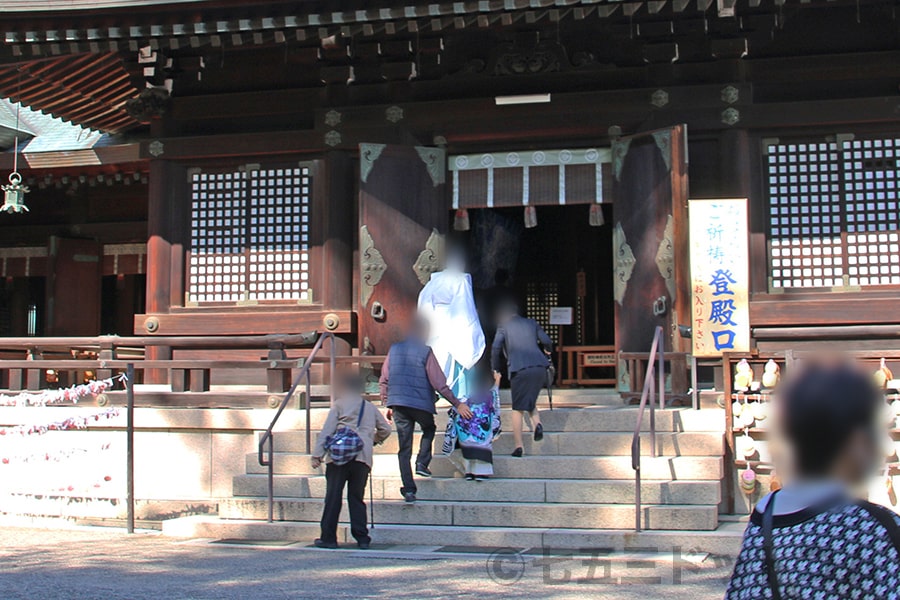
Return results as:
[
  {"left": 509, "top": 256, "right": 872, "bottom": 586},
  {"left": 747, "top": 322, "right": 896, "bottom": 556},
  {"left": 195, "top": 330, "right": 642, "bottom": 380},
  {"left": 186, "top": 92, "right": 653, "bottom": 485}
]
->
[
  {"left": 458, "top": 169, "right": 488, "bottom": 207},
  {"left": 565, "top": 164, "right": 596, "bottom": 204},
  {"left": 749, "top": 297, "right": 900, "bottom": 327},
  {"left": 456, "top": 162, "right": 611, "bottom": 209},
  {"left": 102, "top": 254, "right": 147, "bottom": 276},
  {"left": 1, "top": 256, "right": 47, "bottom": 278},
  {"left": 134, "top": 310, "right": 354, "bottom": 336},
  {"left": 46, "top": 237, "right": 101, "bottom": 336},
  {"left": 492, "top": 167, "right": 525, "bottom": 207},
  {"left": 528, "top": 166, "right": 560, "bottom": 206}
]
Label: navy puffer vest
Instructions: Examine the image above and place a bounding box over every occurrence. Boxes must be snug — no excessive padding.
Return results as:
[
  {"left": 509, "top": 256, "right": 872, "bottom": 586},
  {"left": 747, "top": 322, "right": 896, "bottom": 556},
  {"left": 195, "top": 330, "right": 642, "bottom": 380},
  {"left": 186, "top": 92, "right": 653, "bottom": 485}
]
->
[{"left": 385, "top": 339, "right": 437, "bottom": 414}]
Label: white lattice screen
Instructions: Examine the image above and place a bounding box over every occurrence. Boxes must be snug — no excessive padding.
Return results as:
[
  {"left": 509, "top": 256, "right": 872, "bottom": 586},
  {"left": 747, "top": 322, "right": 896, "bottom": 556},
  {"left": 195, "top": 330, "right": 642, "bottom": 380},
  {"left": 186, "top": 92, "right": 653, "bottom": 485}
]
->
[
  {"left": 189, "top": 165, "right": 312, "bottom": 304},
  {"left": 766, "top": 138, "right": 900, "bottom": 290}
]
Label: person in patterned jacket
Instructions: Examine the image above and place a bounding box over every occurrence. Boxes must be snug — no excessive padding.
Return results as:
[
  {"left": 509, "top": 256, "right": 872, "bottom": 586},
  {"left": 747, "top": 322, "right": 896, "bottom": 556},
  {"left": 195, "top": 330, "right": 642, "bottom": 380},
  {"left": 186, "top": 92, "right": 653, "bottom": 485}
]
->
[{"left": 726, "top": 363, "right": 900, "bottom": 600}]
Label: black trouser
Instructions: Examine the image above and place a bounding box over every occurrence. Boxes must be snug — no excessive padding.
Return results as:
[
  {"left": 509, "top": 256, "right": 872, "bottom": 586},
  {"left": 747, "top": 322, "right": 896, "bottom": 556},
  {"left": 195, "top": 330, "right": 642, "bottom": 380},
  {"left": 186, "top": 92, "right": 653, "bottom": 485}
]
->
[
  {"left": 391, "top": 405, "right": 436, "bottom": 495},
  {"left": 320, "top": 460, "right": 371, "bottom": 545}
]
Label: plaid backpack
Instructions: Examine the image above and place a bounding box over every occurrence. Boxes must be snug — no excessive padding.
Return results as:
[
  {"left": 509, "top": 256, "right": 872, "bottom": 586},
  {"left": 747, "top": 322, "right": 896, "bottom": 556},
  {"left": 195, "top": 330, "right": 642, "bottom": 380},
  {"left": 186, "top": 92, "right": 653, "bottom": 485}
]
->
[{"left": 324, "top": 400, "right": 366, "bottom": 466}]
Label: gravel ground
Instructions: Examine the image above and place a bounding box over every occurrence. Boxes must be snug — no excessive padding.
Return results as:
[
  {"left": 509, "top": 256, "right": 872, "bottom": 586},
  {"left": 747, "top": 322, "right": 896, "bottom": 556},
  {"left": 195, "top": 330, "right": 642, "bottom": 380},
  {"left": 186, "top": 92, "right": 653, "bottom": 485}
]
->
[{"left": 0, "top": 525, "right": 734, "bottom": 599}]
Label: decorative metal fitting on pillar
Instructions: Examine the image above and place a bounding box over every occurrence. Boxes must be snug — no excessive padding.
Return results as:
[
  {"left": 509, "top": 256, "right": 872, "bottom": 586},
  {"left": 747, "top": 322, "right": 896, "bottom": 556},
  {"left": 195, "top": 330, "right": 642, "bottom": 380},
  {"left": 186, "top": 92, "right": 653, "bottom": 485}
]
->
[
  {"left": 650, "top": 89, "right": 669, "bottom": 108},
  {"left": 323, "top": 313, "right": 341, "bottom": 331},
  {"left": 721, "top": 107, "right": 740, "bottom": 126},
  {"left": 143, "top": 316, "right": 160, "bottom": 333},
  {"left": 721, "top": 85, "right": 739, "bottom": 104}
]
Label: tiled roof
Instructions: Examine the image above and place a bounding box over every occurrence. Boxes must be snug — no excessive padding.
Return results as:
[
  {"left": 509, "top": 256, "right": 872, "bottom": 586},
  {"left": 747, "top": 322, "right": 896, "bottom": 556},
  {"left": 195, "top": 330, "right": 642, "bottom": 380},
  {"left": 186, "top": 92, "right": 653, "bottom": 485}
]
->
[
  {"left": 0, "top": 0, "right": 797, "bottom": 50},
  {"left": 1, "top": 0, "right": 208, "bottom": 10}
]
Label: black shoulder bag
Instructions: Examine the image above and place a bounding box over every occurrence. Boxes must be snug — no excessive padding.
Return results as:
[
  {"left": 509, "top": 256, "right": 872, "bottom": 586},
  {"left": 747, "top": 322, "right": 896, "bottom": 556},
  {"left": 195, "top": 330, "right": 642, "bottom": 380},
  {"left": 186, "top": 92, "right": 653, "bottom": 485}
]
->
[{"left": 762, "top": 490, "right": 783, "bottom": 600}]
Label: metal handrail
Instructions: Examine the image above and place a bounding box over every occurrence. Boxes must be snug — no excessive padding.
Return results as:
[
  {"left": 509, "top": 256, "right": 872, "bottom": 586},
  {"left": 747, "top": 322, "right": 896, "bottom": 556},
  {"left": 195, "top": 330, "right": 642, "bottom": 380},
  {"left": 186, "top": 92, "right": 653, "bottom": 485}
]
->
[
  {"left": 630, "top": 325, "right": 665, "bottom": 532},
  {"left": 258, "top": 331, "right": 336, "bottom": 523}
]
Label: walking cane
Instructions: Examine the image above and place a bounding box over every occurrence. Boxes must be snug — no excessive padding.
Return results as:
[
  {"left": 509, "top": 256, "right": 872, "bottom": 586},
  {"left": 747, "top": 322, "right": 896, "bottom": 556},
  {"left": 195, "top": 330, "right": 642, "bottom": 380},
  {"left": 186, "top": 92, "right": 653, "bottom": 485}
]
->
[
  {"left": 546, "top": 363, "right": 555, "bottom": 411},
  {"left": 369, "top": 469, "right": 375, "bottom": 529}
]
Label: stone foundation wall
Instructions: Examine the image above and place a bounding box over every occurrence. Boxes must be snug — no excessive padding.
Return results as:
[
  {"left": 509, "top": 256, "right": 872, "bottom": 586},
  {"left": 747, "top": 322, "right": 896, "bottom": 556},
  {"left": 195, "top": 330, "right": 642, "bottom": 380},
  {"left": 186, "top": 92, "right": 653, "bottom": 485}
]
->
[{"left": 0, "top": 407, "right": 306, "bottom": 522}]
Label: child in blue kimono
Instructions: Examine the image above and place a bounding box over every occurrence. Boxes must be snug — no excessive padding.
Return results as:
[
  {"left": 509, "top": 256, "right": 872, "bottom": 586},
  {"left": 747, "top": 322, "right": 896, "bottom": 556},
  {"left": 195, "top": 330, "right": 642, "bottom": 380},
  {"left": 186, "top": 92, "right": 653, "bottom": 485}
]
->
[{"left": 443, "top": 370, "right": 502, "bottom": 481}]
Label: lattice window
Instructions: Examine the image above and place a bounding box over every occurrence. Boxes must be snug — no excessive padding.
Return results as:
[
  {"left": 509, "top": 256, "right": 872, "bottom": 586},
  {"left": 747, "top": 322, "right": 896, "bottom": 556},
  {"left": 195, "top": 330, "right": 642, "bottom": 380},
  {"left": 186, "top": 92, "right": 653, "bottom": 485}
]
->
[
  {"left": 766, "top": 138, "right": 900, "bottom": 290},
  {"left": 189, "top": 171, "right": 247, "bottom": 303},
  {"left": 843, "top": 139, "right": 900, "bottom": 286},
  {"left": 188, "top": 165, "right": 312, "bottom": 304},
  {"left": 248, "top": 167, "right": 311, "bottom": 301},
  {"left": 525, "top": 281, "right": 559, "bottom": 345}
]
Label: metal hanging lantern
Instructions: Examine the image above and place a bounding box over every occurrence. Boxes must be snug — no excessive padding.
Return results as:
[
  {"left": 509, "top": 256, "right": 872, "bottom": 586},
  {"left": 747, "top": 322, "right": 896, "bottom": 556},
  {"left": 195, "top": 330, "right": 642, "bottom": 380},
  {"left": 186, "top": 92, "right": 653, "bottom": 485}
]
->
[
  {"left": 1, "top": 172, "right": 29, "bottom": 214},
  {"left": 4, "top": 73, "right": 29, "bottom": 215}
]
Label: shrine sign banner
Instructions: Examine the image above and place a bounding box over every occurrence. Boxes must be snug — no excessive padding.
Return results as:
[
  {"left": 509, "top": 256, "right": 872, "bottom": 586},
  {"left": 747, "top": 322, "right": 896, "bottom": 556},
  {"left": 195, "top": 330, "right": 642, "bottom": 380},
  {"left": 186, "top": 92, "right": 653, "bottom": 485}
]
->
[{"left": 689, "top": 198, "right": 750, "bottom": 357}]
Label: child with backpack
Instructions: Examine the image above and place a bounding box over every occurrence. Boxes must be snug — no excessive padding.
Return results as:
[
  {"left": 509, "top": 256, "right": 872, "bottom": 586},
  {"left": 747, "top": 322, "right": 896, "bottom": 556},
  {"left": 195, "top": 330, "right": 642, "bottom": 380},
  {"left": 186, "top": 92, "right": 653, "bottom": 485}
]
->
[{"left": 311, "top": 373, "right": 391, "bottom": 549}]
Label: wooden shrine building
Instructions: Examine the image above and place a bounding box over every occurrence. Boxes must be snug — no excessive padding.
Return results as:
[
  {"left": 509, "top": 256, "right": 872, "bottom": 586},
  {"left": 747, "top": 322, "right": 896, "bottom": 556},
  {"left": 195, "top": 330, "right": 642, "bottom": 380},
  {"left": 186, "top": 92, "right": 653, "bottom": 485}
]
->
[
  {"left": 3, "top": 0, "right": 900, "bottom": 520},
  {"left": 4, "top": 0, "right": 900, "bottom": 365}
]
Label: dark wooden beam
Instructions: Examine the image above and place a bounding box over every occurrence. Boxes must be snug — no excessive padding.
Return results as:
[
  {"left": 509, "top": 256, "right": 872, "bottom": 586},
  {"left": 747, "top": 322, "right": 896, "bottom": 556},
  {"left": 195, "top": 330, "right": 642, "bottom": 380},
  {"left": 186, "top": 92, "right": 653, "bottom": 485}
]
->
[
  {"left": 165, "top": 49, "right": 900, "bottom": 125},
  {"left": 0, "top": 144, "right": 144, "bottom": 170},
  {"left": 750, "top": 297, "right": 900, "bottom": 327},
  {"left": 0, "top": 222, "right": 147, "bottom": 246},
  {"left": 146, "top": 88, "right": 900, "bottom": 161},
  {"left": 133, "top": 309, "right": 355, "bottom": 336}
]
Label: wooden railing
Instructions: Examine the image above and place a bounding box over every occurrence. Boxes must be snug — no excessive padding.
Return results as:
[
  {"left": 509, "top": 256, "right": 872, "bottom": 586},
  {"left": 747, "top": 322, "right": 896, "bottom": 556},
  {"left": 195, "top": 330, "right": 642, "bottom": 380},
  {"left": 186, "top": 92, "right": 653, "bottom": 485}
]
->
[
  {"left": 620, "top": 350, "right": 689, "bottom": 406},
  {"left": 556, "top": 345, "right": 617, "bottom": 387},
  {"left": 0, "top": 333, "right": 347, "bottom": 408}
]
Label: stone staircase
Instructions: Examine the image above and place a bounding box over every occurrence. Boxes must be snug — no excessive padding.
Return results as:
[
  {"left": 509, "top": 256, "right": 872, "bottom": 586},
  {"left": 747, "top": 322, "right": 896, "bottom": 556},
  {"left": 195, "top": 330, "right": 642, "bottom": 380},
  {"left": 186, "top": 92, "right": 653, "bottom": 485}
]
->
[{"left": 164, "top": 405, "right": 740, "bottom": 555}]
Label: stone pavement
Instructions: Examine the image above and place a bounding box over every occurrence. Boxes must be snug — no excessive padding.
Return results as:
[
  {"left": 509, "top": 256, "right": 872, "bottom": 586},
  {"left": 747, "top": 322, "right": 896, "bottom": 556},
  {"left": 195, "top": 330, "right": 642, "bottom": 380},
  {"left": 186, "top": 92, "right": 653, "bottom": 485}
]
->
[{"left": 0, "top": 524, "right": 736, "bottom": 599}]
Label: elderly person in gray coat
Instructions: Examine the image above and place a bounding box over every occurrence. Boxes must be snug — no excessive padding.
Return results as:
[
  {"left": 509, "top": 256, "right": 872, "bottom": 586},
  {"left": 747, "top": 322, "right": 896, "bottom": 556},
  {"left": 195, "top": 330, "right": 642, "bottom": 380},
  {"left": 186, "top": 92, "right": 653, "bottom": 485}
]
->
[{"left": 311, "top": 373, "right": 392, "bottom": 550}]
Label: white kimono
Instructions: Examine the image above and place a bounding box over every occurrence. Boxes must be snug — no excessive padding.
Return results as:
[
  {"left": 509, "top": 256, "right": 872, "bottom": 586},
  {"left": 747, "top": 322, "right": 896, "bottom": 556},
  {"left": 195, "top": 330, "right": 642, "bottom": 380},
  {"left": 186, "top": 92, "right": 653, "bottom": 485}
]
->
[{"left": 417, "top": 269, "right": 486, "bottom": 394}]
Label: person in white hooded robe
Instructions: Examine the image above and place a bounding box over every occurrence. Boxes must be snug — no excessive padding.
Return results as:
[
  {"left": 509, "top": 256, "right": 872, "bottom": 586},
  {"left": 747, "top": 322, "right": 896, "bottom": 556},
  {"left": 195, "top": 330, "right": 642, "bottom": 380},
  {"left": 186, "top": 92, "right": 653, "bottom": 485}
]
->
[{"left": 417, "top": 250, "right": 486, "bottom": 401}]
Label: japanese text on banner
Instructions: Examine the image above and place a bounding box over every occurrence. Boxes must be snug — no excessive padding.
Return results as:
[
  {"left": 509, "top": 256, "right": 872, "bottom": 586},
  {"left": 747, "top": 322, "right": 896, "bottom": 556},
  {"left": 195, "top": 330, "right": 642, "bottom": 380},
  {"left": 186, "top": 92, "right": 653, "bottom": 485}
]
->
[{"left": 689, "top": 199, "right": 750, "bottom": 357}]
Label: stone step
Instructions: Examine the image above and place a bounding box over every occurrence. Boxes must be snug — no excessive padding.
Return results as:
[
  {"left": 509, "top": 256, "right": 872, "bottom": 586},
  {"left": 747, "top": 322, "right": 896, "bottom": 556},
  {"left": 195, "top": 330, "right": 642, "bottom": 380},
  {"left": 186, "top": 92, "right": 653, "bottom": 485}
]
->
[
  {"left": 263, "top": 430, "right": 724, "bottom": 457},
  {"left": 164, "top": 516, "right": 744, "bottom": 555},
  {"left": 245, "top": 453, "right": 724, "bottom": 480},
  {"left": 232, "top": 474, "right": 721, "bottom": 505},
  {"left": 303, "top": 386, "right": 625, "bottom": 407},
  {"left": 271, "top": 406, "right": 725, "bottom": 434},
  {"left": 163, "top": 515, "right": 745, "bottom": 556},
  {"left": 498, "top": 388, "right": 625, "bottom": 408},
  {"left": 217, "top": 497, "right": 719, "bottom": 531}
]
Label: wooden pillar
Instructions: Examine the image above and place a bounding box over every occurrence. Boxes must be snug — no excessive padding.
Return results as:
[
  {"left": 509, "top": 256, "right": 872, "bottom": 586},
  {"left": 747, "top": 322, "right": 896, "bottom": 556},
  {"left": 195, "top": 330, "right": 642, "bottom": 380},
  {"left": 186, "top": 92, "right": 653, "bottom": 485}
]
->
[
  {"left": 144, "top": 160, "right": 186, "bottom": 383},
  {"left": 314, "top": 152, "right": 354, "bottom": 359},
  {"left": 168, "top": 167, "right": 189, "bottom": 310},
  {"left": 720, "top": 129, "right": 767, "bottom": 295},
  {"left": 718, "top": 129, "right": 752, "bottom": 198}
]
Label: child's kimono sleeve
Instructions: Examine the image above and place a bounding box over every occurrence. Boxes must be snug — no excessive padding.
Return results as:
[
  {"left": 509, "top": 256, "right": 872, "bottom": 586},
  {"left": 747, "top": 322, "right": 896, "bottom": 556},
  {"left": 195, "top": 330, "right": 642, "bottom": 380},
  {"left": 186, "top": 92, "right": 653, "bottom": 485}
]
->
[{"left": 491, "top": 388, "right": 502, "bottom": 439}]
